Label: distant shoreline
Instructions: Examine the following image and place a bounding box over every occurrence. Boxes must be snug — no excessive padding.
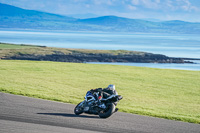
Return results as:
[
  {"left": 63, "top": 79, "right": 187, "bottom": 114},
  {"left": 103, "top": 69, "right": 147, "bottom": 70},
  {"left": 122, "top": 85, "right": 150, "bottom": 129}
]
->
[{"left": 0, "top": 43, "right": 199, "bottom": 64}]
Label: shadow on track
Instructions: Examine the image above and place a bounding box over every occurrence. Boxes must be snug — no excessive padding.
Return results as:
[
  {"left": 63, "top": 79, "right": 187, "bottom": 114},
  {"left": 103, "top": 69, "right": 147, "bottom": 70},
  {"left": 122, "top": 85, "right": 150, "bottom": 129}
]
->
[{"left": 37, "top": 113, "right": 99, "bottom": 119}]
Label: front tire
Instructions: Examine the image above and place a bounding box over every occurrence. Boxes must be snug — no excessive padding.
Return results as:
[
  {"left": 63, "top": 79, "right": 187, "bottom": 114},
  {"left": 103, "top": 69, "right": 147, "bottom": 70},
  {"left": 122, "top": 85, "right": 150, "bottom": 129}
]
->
[
  {"left": 74, "top": 102, "right": 84, "bottom": 115},
  {"left": 99, "top": 103, "right": 115, "bottom": 118}
]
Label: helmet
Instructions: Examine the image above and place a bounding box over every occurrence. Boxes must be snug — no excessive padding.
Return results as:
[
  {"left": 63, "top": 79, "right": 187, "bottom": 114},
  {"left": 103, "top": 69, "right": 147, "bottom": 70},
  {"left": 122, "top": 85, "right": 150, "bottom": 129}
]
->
[{"left": 107, "top": 84, "right": 115, "bottom": 90}]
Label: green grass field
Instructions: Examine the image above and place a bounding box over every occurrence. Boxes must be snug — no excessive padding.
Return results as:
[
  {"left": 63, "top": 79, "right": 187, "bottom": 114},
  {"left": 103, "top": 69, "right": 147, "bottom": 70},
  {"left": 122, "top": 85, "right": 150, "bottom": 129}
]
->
[{"left": 0, "top": 60, "right": 200, "bottom": 124}]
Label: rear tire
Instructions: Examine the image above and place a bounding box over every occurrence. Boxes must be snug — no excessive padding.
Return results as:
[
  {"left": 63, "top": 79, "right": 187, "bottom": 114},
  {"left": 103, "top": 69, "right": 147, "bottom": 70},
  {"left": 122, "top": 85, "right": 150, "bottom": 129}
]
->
[
  {"left": 99, "top": 103, "right": 115, "bottom": 118},
  {"left": 74, "top": 102, "right": 84, "bottom": 115}
]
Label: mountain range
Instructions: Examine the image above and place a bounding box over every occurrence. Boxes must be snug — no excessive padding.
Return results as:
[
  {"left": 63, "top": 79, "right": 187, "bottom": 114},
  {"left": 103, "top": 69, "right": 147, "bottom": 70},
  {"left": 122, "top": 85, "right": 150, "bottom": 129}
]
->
[{"left": 1, "top": 3, "right": 200, "bottom": 34}]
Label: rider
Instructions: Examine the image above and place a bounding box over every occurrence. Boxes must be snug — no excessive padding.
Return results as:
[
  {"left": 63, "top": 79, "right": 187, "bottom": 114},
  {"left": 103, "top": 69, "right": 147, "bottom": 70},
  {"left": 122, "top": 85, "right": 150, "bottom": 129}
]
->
[
  {"left": 90, "top": 84, "right": 119, "bottom": 111},
  {"left": 90, "top": 84, "right": 118, "bottom": 112},
  {"left": 90, "top": 84, "right": 117, "bottom": 100}
]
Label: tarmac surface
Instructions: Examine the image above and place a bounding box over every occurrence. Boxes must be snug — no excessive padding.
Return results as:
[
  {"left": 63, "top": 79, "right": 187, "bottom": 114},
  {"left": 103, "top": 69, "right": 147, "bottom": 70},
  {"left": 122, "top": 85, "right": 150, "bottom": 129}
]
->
[{"left": 0, "top": 92, "right": 199, "bottom": 133}]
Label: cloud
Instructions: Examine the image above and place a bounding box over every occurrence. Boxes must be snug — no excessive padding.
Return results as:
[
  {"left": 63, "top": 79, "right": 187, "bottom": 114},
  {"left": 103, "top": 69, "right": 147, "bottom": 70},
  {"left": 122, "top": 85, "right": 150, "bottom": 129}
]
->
[
  {"left": 130, "top": 0, "right": 162, "bottom": 9},
  {"left": 92, "top": 0, "right": 116, "bottom": 5},
  {"left": 129, "top": 0, "right": 199, "bottom": 12},
  {"left": 162, "top": 0, "right": 198, "bottom": 12},
  {"left": 142, "top": 0, "right": 160, "bottom": 9},
  {"left": 128, "top": 5, "right": 137, "bottom": 10},
  {"left": 155, "top": 0, "right": 160, "bottom": 3},
  {"left": 131, "top": 0, "right": 139, "bottom": 5},
  {"left": 179, "top": 0, "right": 199, "bottom": 11}
]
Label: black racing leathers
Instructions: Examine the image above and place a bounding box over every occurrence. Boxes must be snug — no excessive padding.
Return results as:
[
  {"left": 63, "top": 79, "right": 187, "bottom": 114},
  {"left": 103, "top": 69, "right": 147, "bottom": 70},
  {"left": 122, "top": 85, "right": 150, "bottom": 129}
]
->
[{"left": 90, "top": 87, "right": 117, "bottom": 99}]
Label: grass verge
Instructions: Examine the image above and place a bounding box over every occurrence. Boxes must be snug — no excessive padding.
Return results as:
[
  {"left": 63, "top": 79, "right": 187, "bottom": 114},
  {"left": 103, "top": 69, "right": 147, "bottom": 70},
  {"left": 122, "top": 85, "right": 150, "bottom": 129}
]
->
[{"left": 0, "top": 60, "right": 200, "bottom": 124}]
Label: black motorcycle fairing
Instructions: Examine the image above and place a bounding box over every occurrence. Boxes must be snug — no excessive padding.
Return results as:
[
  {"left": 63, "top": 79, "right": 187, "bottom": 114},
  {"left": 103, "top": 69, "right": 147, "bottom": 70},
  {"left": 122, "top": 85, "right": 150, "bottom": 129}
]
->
[{"left": 82, "top": 101, "right": 99, "bottom": 114}]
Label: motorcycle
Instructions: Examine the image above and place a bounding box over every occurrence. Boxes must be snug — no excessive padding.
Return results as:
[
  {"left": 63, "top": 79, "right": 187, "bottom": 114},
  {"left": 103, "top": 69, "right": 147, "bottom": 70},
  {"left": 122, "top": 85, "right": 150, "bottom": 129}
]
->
[{"left": 74, "top": 90, "right": 123, "bottom": 118}]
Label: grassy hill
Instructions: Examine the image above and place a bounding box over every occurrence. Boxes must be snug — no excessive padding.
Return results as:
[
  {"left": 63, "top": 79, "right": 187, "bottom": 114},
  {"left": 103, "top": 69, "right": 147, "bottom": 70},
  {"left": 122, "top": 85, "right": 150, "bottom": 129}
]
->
[{"left": 0, "top": 60, "right": 199, "bottom": 124}]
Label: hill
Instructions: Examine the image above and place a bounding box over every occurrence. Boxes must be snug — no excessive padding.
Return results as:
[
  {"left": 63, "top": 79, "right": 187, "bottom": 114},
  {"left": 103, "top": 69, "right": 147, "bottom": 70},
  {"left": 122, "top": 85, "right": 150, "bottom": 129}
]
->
[
  {"left": 0, "top": 3, "right": 76, "bottom": 30},
  {"left": 1, "top": 3, "right": 200, "bottom": 33}
]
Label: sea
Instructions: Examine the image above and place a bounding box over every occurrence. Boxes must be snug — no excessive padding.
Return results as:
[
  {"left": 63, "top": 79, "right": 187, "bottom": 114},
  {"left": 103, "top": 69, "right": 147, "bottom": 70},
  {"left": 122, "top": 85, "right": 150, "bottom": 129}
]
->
[{"left": 0, "top": 30, "right": 200, "bottom": 71}]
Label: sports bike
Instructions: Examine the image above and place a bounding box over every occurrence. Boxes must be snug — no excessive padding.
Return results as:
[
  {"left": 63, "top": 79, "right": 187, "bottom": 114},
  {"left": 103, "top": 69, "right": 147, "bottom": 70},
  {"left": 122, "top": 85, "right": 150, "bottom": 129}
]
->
[{"left": 74, "top": 91, "right": 123, "bottom": 118}]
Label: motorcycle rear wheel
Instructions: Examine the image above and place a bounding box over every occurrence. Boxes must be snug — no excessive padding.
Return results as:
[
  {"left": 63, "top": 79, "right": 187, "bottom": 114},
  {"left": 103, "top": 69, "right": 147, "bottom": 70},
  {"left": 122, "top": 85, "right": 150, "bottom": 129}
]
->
[
  {"left": 99, "top": 103, "right": 115, "bottom": 118},
  {"left": 74, "top": 102, "right": 84, "bottom": 115}
]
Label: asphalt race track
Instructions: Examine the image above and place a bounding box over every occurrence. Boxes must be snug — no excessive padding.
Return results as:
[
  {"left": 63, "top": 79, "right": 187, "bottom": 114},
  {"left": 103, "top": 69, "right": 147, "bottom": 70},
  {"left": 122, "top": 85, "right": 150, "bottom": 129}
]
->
[{"left": 0, "top": 92, "right": 199, "bottom": 133}]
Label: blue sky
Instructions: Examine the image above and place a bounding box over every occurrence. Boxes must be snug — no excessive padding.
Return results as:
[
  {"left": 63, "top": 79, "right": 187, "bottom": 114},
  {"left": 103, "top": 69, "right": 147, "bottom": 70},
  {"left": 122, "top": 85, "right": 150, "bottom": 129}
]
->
[{"left": 0, "top": 0, "right": 200, "bottom": 22}]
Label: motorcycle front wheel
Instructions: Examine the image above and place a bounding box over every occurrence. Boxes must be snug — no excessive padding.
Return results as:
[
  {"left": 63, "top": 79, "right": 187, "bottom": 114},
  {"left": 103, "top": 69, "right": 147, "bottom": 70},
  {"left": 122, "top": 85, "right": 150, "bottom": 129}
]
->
[
  {"left": 99, "top": 103, "right": 115, "bottom": 118},
  {"left": 74, "top": 102, "right": 84, "bottom": 115}
]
